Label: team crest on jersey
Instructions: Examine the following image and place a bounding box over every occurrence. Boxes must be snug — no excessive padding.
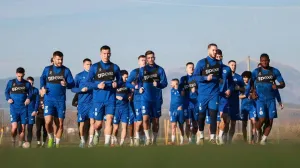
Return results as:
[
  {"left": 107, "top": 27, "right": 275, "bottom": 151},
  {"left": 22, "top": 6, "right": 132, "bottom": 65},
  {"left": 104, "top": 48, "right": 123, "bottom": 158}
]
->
[
  {"left": 258, "top": 72, "right": 261, "bottom": 75},
  {"left": 98, "top": 68, "right": 102, "bottom": 71},
  {"left": 234, "top": 78, "right": 237, "bottom": 81},
  {"left": 49, "top": 71, "right": 52, "bottom": 75},
  {"left": 13, "top": 83, "right": 15, "bottom": 86},
  {"left": 223, "top": 69, "right": 227, "bottom": 73}
]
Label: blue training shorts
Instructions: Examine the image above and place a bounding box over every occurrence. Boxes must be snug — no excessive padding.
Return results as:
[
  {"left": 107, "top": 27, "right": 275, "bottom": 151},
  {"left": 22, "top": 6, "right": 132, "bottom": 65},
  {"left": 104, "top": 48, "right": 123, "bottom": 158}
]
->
[
  {"left": 198, "top": 94, "right": 219, "bottom": 113},
  {"left": 256, "top": 99, "right": 277, "bottom": 119},
  {"left": 77, "top": 103, "right": 93, "bottom": 122},
  {"left": 141, "top": 100, "right": 162, "bottom": 118},
  {"left": 170, "top": 110, "right": 184, "bottom": 125},
  {"left": 44, "top": 100, "right": 66, "bottom": 119},
  {"left": 10, "top": 106, "right": 27, "bottom": 124},
  {"left": 27, "top": 109, "right": 35, "bottom": 124},
  {"left": 93, "top": 101, "right": 115, "bottom": 121},
  {"left": 113, "top": 105, "right": 129, "bottom": 125}
]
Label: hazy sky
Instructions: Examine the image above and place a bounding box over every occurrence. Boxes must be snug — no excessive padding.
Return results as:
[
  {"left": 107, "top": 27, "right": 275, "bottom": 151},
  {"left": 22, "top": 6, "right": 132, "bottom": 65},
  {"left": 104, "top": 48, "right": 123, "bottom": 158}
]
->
[{"left": 0, "top": 0, "right": 299, "bottom": 78}]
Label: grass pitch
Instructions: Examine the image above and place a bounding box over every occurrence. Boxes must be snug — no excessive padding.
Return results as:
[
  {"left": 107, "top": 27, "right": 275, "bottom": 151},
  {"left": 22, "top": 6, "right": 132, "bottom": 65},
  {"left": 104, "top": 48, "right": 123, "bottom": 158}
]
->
[{"left": 0, "top": 143, "right": 299, "bottom": 168}]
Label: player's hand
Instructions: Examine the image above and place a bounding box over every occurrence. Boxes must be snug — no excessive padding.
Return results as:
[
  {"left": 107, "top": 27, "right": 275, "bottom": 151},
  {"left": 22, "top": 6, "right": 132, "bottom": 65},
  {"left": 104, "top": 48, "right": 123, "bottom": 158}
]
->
[
  {"left": 181, "top": 91, "right": 185, "bottom": 96},
  {"left": 41, "top": 87, "right": 47, "bottom": 95},
  {"left": 61, "top": 78, "right": 66, "bottom": 86},
  {"left": 225, "top": 90, "right": 231, "bottom": 97},
  {"left": 177, "top": 106, "right": 182, "bottom": 111},
  {"left": 128, "top": 96, "right": 133, "bottom": 101},
  {"left": 279, "top": 103, "right": 284, "bottom": 110},
  {"left": 207, "top": 74, "right": 213, "bottom": 81},
  {"left": 250, "top": 91, "right": 258, "bottom": 100},
  {"left": 272, "top": 84, "right": 277, "bottom": 90},
  {"left": 24, "top": 99, "right": 30, "bottom": 105},
  {"left": 116, "top": 96, "right": 123, "bottom": 100},
  {"left": 41, "top": 104, "right": 44, "bottom": 109},
  {"left": 191, "top": 87, "right": 196, "bottom": 93},
  {"left": 98, "top": 82, "right": 105, "bottom": 89},
  {"left": 235, "top": 85, "right": 240, "bottom": 91},
  {"left": 31, "top": 111, "right": 37, "bottom": 116},
  {"left": 8, "top": 99, "right": 13, "bottom": 104},
  {"left": 153, "top": 81, "right": 157, "bottom": 87},
  {"left": 135, "top": 85, "right": 139, "bottom": 89},
  {"left": 219, "top": 79, "right": 223, "bottom": 84},
  {"left": 81, "top": 87, "right": 88, "bottom": 92},
  {"left": 139, "top": 87, "right": 144, "bottom": 94},
  {"left": 112, "top": 81, "right": 117, "bottom": 88}
]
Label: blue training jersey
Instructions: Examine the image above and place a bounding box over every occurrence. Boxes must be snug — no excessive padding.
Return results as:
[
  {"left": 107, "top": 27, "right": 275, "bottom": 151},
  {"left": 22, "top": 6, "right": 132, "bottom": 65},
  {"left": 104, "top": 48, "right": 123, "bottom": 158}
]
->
[
  {"left": 71, "top": 70, "right": 93, "bottom": 105},
  {"left": 86, "top": 61, "right": 122, "bottom": 103},
  {"left": 139, "top": 64, "right": 168, "bottom": 102},
  {"left": 229, "top": 73, "right": 245, "bottom": 105},
  {"left": 116, "top": 82, "right": 131, "bottom": 107},
  {"left": 126, "top": 68, "right": 142, "bottom": 103},
  {"left": 5, "top": 78, "right": 32, "bottom": 108},
  {"left": 251, "top": 67, "right": 284, "bottom": 101},
  {"left": 28, "top": 87, "right": 39, "bottom": 112},
  {"left": 241, "top": 82, "right": 255, "bottom": 110},
  {"left": 40, "top": 65, "right": 74, "bottom": 102},
  {"left": 219, "top": 65, "right": 234, "bottom": 98},
  {"left": 193, "top": 56, "right": 224, "bottom": 97},
  {"left": 170, "top": 88, "right": 183, "bottom": 112},
  {"left": 179, "top": 74, "right": 198, "bottom": 107}
]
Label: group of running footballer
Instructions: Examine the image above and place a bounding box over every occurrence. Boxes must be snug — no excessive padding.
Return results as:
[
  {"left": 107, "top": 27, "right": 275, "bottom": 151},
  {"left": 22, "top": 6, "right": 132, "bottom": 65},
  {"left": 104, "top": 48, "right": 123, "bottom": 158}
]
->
[{"left": 5, "top": 43, "right": 285, "bottom": 148}]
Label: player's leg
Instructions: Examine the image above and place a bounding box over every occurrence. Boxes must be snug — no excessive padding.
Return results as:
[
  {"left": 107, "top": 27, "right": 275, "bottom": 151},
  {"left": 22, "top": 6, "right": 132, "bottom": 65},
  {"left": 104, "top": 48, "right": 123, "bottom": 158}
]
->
[
  {"left": 151, "top": 101, "right": 162, "bottom": 145},
  {"left": 184, "top": 108, "right": 191, "bottom": 143},
  {"left": 190, "top": 103, "right": 198, "bottom": 144},
  {"left": 240, "top": 109, "right": 248, "bottom": 143},
  {"left": 255, "top": 101, "right": 266, "bottom": 144},
  {"left": 249, "top": 109, "right": 257, "bottom": 144},
  {"left": 104, "top": 102, "right": 115, "bottom": 146},
  {"left": 111, "top": 107, "right": 121, "bottom": 146},
  {"left": 53, "top": 101, "right": 66, "bottom": 148},
  {"left": 260, "top": 100, "right": 277, "bottom": 145},
  {"left": 27, "top": 124, "right": 33, "bottom": 147},
  {"left": 42, "top": 118, "right": 47, "bottom": 147},
  {"left": 127, "top": 112, "right": 135, "bottom": 146},
  {"left": 78, "top": 106, "right": 89, "bottom": 148},
  {"left": 170, "top": 111, "right": 177, "bottom": 145},
  {"left": 205, "top": 110, "right": 211, "bottom": 140},
  {"left": 93, "top": 103, "right": 104, "bottom": 146},
  {"left": 228, "top": 120, "right": 236, "bottom": 144},
  {"left": 120, "top": 108, "right": 129, "bottom": 146},
  {"left": 10, "top": 109, "right": 19, "bottom": 147},
  {"left": 207, "top": 95, "right": 219, "bottom": 144},
  {"left": 178, "top": 109, "right": 185, "bottom": 145},
  {"left": 36, "top": 117, "right": 42, "bottom": 147},
  {"left": 142, "top": 102, "right": 151, "bottom": 145},
  {"left": 134, "top": 102, "right": 143, "bottom": 146},
  {"left": 83, "top": 119, "right": 90, "bottom": 143},
  {"left": 197, "top": 102, "right": 207, "bottom": 145}
]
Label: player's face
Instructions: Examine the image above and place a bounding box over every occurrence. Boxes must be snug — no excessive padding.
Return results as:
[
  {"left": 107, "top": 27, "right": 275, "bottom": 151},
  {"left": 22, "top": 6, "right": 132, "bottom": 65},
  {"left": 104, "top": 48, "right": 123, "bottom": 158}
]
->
[
  {"left": 208, "top": 46, "right": 217, "bottom": 58},
  {"left": 101, "top": 49, "right": 111, "bottom": 63},
  {"left": 83, "top": 61, "right": 92, "bottom": 71},
  {"left": 53, "top": 56, "right": 63, "bottom": 67},
  {"left": 146, "top": 54, "right": 155, "bottom": 65},
  {"left": 138, "top": 57, "right": 146, "bottom": 67},
  {"left": 186, "top": 64, "right": 194, "bottom": 74},
  {"left": 122, "top": 74, "right": 128, "bottom": 82},
  {"left": 171, "top": 81, "right": 178, "bottom": 88},
  {"left": 216, "top": 54, "right": 223, "bottom": 61},
  {"left": 228, "top": 62, "right": 236, "bottom": 73},
  {"left": 260, "top": 57, "right": 269, "bottom": 68},
  {"left": 28, "top": 79, "right": 34, "bottom": 86},
  {"left": 16, "top": 73, "right": 24, "bottom": 81},
  {"left": 243, "top": 77, "right": 249, "bottom": 84}
]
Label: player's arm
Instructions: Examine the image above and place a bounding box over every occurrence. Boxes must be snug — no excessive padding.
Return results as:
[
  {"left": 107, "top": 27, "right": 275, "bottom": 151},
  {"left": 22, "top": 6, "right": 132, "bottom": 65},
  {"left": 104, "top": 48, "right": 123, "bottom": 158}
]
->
[
  {"left": 34, "top": 89, "right": 40, "bottom": 111},
  {"left": 65, "top": 68, "right": 75, "bottom": 89},
  {"left": 40, "top": 67, "right": 47, "bottom": 89},
  {"left": 179, "top": 77, "right": 185, "bottom": 96},
  {"left": 4, "top": 80, "right": 12, "bottom": 101},
  {"left": 193, "top": 60, "right": 208, "bottom": 82},
  {"left": 26, "top": 82, "right": 33, "bottom": 100},
  {"left": 156, "top": 67, "right": 168, "bottom": 89},
  {"left": 224, "top": 68, "right": 234, "bottom": 94},
  {"left": 236, "top": 77, "right": 245, "bottom": 93},
  {"left": 71, "top": 74, "right": 82, "bottom": 93},
  {"left": 275, "top": 89, "right": 282, "bottom": 103},
  {"left": 72, "top": 93, "right": 79, "bottom": 107},
  {"left": 114, "top": 65, "right": 122, "bottom": 88},
  {"left": 138, "top": 67, "right": 145, "bottom": 88},
  {"left": 86, "top": 65, "right": 98, "bottom": 90},
  {"left": 274, "top": 69, "right": 285, "bottom": 89},
  {"left": 126, "top": 70, "right": 137, "bottom": 89}
]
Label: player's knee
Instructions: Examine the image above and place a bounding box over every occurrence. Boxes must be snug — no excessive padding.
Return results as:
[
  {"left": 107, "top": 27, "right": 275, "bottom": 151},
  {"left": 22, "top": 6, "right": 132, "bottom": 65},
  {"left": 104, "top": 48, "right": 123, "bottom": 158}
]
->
[
  {"left": 58, "top": 123, "right": 64, "bottom": 130},
  {"left": 199, "top": 113, "right": 205, "bottom": 121}
]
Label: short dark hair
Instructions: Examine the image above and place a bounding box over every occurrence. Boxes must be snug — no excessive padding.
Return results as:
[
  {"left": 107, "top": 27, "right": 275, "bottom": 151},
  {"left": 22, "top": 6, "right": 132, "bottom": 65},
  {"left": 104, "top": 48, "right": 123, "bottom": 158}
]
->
[
  {"left": 241, "top": 71, "right": 252, "bottom": 79},
  {"left": 172, "top": 78, "right": 179, "bottom": 83},
  {"left": 120, "top": 70, "right": 128, "bottom": 76},
  {"left": 216, "top": 49, "right": 222, "bottom": 56},
  {"left": 16, "top": 67, "right": 25, "bottom": 74},
  {"left": 27, "top": 76, "right": 34, "bottom": 82},
  {"left": 53, "top": 51, "right": 63, "bottom": 57},
  {"left": 50, "top": 58, "right": 53, "bottom": 63},
  {"left": 228, "top": 60, "right": 236, "bottom": 64},
  {"left": 260, "top": 53, "right": 269, "bottom": 60},
  {"left": 138, "top": 55, "right": 146, "bottom": 60},
  {"left": 208, "top": 43, "right": 217, "bottom": 49},
  {"left": 186, "top": 62, "right": 194, "bottom": 66},
  {"left": 145, "top": 50, "right": 155, "bottom": 56},
  {"left": 83, "top": 58, "right": 91, "bottom": 63},
  {"left": 100, "top": 45, "right": 111, "bottom": 51}
]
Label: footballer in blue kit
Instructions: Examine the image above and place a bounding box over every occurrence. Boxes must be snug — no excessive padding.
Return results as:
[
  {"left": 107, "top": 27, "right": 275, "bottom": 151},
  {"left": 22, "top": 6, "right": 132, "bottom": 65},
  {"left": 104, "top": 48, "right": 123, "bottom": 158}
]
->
[
  {"left": 126, "top": 55, "right": 146, "bottom": 146},
  {"left": 86, "top": 45, "right": 122, "bottom": 146},
  {"left": 227, "top": 60, "right": 245, "bottom": 143},
  {"left": 26, "top": 76, "right": 39, "bottom": 147},
  {"left": 179, "top": 62, "right": 199, "bottom": 144},
  {"left": 111, "top": 70, "right": 131, "bottom": 146},
  {"left": 138, "top": 50, "right": 168, "bottom": 145},
  {"left": 169, "top": 79, "right": 185, "bottom": 145},
  {"left": 71, "top": 58, "right": 93, "bottom": 148},
  {"left": 194, "top": 44, "right": 232, "bottom": 144},
  {"left": 239, "top": 71, "right": 258, "bottom": 144},
  {"left": 40, "top": 51, "right": 75, "bottom": 148},
  {"left": 5, "top": 67, "right": 32, "bottom": 147},
  {"left": 250, "top": 53, "right": 285, "bottom": 145}
]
